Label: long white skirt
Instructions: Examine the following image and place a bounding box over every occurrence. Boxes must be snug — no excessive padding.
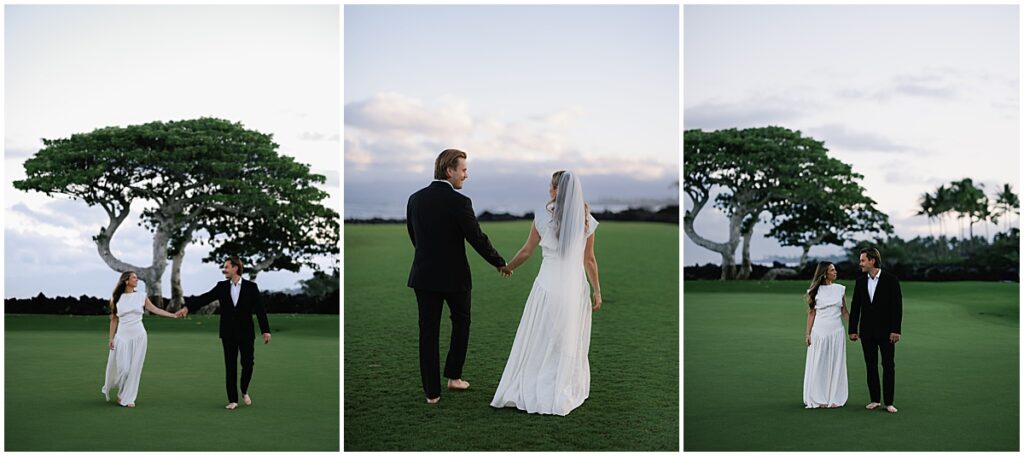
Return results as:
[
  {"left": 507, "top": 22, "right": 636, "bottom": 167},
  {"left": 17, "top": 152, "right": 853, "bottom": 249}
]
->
[
  {"left": 802, "top": 324, "right": 848, "bottom": 408},
  {"left": 490, "top": 265, "right": 592, "bottom": 416},
  {"left": 101, "top": 322, "right": 148, "bottom": 406}
]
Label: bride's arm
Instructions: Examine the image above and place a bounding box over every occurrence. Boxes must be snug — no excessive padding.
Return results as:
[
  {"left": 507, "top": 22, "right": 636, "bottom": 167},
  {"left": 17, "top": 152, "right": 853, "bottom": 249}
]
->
[
  {"left": 108, "top": 300, "right": 118, "bottom": 349},
  {"left": 504, "top": 224, "right": 542, "bottom": 271},
  {"left": 583, "top": 233, "right": 601, "bottom": 311},
  {"left": 805, "top": 307, "right": 816, "bottom": 346},
  {"left": 144, "top": 297, "right": 178, "bottom": 318},
  {"left": 841, "top": 293, "right": 850, "bottom": 323}
]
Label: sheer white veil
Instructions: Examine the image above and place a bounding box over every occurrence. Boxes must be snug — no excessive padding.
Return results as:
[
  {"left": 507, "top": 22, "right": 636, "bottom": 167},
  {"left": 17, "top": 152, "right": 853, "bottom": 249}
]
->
[{"left": 551, "top": 171, "right": 587, "bottom": 259}]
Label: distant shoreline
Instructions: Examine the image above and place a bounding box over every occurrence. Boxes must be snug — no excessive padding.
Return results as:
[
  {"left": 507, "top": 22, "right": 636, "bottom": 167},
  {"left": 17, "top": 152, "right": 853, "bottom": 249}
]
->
[{"left": 345, "top": 205, "right": 679, "bottom": 224}]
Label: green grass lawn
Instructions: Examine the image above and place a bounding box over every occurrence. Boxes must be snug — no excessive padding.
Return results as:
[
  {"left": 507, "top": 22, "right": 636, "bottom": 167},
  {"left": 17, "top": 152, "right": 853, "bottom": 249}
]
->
[
  {"left": 5, "top": 314, "right": 338, "bottom": 451},
  {"left": 344, "top": 221, "right": 679, "bottom": 451},
  {"left": 684, "top": 280, "right": 1019, "bottom": 451}
]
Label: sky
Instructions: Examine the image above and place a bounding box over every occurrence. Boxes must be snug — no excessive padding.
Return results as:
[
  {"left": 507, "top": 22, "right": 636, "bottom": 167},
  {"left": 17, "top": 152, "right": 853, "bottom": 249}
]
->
[
  {"left": 683, "top": 5, "right": 1020, "bottom": 266},
  {"left": 3, "top": 5, "right": 340, "bottom": 298},
  {"left": 344, "top": 5, "right": 680, "bottom": 219}
]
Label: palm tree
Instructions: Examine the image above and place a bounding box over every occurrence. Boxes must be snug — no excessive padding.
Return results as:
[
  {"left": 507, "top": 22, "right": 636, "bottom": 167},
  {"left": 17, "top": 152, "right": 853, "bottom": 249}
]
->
[
  {"left": 994, "top": 183, "right": 1020, "bottom": 233},
  {"left": 916, "top": 192, "right": 935, "bottom": 237},
  {"left": 933, "top": 184, "right": 951, "bottom": 238}
]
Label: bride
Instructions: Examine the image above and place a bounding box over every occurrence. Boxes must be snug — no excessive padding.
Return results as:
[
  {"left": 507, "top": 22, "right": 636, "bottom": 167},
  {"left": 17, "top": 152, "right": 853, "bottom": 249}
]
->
[
  {"left": 490, "top": 170, "right": 602, "bottom": 416},
  {"left": 803, "top": 261, "right": 849, "bottom": 408},
  {"left": 102, "top": 271, "right": 179, "bottom": 407}
]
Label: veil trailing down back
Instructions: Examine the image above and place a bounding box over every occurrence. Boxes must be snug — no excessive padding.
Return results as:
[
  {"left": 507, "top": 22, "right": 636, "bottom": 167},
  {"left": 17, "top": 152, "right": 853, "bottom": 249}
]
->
[{"left": 490, "top": 171, "right": 599, "bottom": 416}]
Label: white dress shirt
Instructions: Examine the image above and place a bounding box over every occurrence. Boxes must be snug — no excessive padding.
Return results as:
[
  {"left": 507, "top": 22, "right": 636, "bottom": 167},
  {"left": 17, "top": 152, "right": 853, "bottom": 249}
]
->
[
  {"left": 230, "top": 278, "right": 242, "bottom": 306},
  {"left": 867, "top": 269, "right": 881, "bottom": 302}
]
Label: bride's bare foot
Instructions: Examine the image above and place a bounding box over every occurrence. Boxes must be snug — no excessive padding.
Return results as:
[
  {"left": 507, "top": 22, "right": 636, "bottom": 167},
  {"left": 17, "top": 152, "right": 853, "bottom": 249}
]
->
[
  {"left": 426, "top": 397, "right": 440, "bottom": 404},
  {"left": 865, "top": 402, "right": 881, "bottom": 410},
  {"left": 447, "top": 379, "right": 470, "bottom": 390},
  {"left": 225, "top": 402, "right": 238, "bottom": 410},
  {"left": 243, "top": 394, "right": 252, "bottom": 406},
  {"left": 885, "top": 405, "right": 898, "bottom": 413}
]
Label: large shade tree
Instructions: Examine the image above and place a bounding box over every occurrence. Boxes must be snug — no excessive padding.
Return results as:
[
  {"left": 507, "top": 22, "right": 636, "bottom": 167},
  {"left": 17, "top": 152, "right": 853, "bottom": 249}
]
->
[
  {"left": 15, "top": 118, "right": 339, "bottom": 308},
  {"left": 684, "top": 126, "right": 866, "bottom": 279},
  {"left": 765, "top": 157, "right": 892, "bottom": 270}
]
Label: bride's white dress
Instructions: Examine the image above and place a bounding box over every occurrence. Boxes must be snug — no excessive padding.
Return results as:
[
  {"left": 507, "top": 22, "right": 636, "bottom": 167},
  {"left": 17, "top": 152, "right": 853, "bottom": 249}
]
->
[
  {"left": 102, "top": 291, "right": 148, "bottom": 406},
  {"left": 803, "top": 283, "right": 848, "bottom": 408},
  {"left": 490, "top": 207, "right": 598, "bottom": 416}
]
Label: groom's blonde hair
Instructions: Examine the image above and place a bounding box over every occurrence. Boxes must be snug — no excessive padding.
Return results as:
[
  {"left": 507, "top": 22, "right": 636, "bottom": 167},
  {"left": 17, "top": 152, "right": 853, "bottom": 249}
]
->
[{"left": 434, "top": 149, "right": 467, "bottom": 180}]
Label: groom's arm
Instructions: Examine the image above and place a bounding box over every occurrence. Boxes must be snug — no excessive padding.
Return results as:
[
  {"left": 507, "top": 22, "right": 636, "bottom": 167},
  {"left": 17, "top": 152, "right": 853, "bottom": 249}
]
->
[
  {"left": 890, "top": 277, "right": 902, "bottom": 334},
  {"left": 406, "top": 197, "right": 416, "bottom": 248},
  {"left": 185, "top": 283, "right": 219, "bottom": 314},
  {"left": 848, "top": 283, "right": 861, "bottom": 335},
  {"left": 457, "top": 197, "right": 505, "bottom": 268},
  {"left": 252, "top": 282, "right": 271, "bottom": 335}
]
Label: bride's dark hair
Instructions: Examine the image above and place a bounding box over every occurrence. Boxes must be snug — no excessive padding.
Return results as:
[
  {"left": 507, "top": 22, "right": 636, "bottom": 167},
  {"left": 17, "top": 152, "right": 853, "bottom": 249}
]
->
[
  {"left": 110, "top": 271, "right": 136, "bottom": 316},
  {"left": 546, "top": 170, "right": 589, "bottom": 236},
  {"left": 806, "top": 262, "right": 834, "bottom": 309}
]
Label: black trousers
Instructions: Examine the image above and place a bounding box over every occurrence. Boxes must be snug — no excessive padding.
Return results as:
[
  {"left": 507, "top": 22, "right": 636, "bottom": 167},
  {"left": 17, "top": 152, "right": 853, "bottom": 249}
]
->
[
  {"left": 860, "top": 334, "right": 896, "bottom": 406},
  {"left": 414, "top": 289, "right": 471, "bottom": 399},
  {"left": 222, "top": 336, "right": 255, "bottom": 403}
]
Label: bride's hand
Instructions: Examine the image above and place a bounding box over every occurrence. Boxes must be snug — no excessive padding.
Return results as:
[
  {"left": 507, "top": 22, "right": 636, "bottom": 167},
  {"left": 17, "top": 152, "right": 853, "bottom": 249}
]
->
[
  {"left": 591, "top": 291, "right": 602, "bottom": 312},
  {"left": 109, "top": 339, "right": 115, "bottom": 350},
  {"left": 805, "top": 334, "right": 811, "bottom": 347}
]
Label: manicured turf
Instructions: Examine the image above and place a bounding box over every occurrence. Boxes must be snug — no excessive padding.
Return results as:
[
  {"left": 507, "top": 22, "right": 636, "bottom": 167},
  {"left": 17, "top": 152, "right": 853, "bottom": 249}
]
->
[
  {"left": 344, "top": 221, "right": 679, "bottom": 451},
  {"left": 684, "top": 280, "right": 1019, "bottom": 451},
  {"left": 5, "top": 314, "right": 338, "bottom": 451}
]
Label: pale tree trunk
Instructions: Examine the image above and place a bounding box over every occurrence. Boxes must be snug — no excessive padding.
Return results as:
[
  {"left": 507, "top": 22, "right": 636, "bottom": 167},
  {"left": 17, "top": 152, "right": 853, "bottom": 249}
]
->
[
  {"left": 799, "top": 245, "right": 812, "bottom": 271},
  {"left": 737, "top": 221, "right": 754, "bottom": 280},
  {"left": 169, "top": 250, "right": 185, "bottom": 312},
  {"left": 93, "top": 201, "right": 182, "bottom": 309},
  {"left": 683, "top": 190, "right": 743, "bottom": 280}
]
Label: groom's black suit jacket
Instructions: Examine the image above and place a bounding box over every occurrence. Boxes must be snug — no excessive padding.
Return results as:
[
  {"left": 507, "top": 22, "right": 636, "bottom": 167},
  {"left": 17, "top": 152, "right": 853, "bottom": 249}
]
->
[
  {"left": 406, "top": 181, "right": 505, "bottom": 292},
  {"left": 184, "top": 279, "right": 271, "bottom": 340},
  {"left": 849, "top": 270, "right": 903, "bottom": 338}
]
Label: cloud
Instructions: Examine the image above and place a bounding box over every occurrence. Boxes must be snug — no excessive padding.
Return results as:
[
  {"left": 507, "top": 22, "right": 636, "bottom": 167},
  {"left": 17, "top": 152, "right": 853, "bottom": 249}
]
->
[
  {"left": 683, "top": 100, "right": 804, "bottom": 131},
  {"left": 805, "top": 123, "right": 924, "bottom": 155},
  {"left": 4, "top": 148, "right": 35, "bottom": 159},
  {"left": 345, "top": 92, "right": 473, "bottom": 138},
  {"left": 837, "top": 71, "right": 960, "bottom": 102},
  {"left": 298, "top": 131, "right": 340, "bottom": 141},
  {"left": 344, "top": 92, "right": 672, "bottom": 180}
]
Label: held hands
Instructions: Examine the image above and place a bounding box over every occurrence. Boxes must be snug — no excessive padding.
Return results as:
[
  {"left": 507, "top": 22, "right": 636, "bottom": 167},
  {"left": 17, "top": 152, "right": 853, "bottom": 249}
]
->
[
  {"left": 849, "top": 333, "right": 859, "bottom": 341},
  {"left": 174, "top": 307, "right": 189, "bottom": 318},
  {"left": 497, "top": 265, "right": 513, "bottom": 278}
]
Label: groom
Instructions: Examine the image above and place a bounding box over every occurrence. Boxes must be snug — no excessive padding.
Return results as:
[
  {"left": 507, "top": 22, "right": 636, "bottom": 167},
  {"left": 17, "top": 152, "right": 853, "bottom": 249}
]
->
[
  {"left": 407, "top": 148, "right": 509, "bottom": 404},
  {"left": 848, "top": 247, "right": 902, "bottom": 413},
  {"left": 176, "top": 256, "right": 272, "bottom": 410}
]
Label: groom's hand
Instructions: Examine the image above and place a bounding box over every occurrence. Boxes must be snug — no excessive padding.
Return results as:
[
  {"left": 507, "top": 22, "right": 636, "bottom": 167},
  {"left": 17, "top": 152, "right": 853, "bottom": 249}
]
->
[
  {"left": 889, "top": 332, "right": 900, "bottom": 344},
  {"left": 497, "top": 265, "right": 513, "bottom": 278},
  {"left": 263, "top": 333, "right": 272, "bottom": 344},
  {"left": 849, "top": 333, "right": 859, "bottom": 341}
]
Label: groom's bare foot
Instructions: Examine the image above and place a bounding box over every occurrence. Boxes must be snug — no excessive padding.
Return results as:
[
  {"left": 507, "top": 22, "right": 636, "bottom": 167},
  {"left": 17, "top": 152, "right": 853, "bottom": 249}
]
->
[
  {"left": 885, "top": 405, "right": 898, "bottom": 413},
  {"left": 225, "top": 402, "right": 238, "bottom": 410},
  {"left": 447, "top": 379, "right": 470, "bottom": 390},
  {"left": 243, "top": 394, "right": 252, "bottom": 406},
  {"left": 426, "top": 397, "right": 440, "bottom": 404},
  {"left": 865, "top": 402, "right": 881, "bottom": 410}
]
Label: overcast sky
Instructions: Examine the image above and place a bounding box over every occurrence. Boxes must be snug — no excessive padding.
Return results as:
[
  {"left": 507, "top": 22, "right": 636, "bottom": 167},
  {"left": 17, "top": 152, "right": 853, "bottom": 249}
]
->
[
  {"left": 344, "top": 5, "right": 680, "bottom": 219},
  {"left": 684, "top": 5, "right": 1020, "bottom": 266},
  {"left": 4, "top": 5, "right": 339, "bottom": 298}
]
